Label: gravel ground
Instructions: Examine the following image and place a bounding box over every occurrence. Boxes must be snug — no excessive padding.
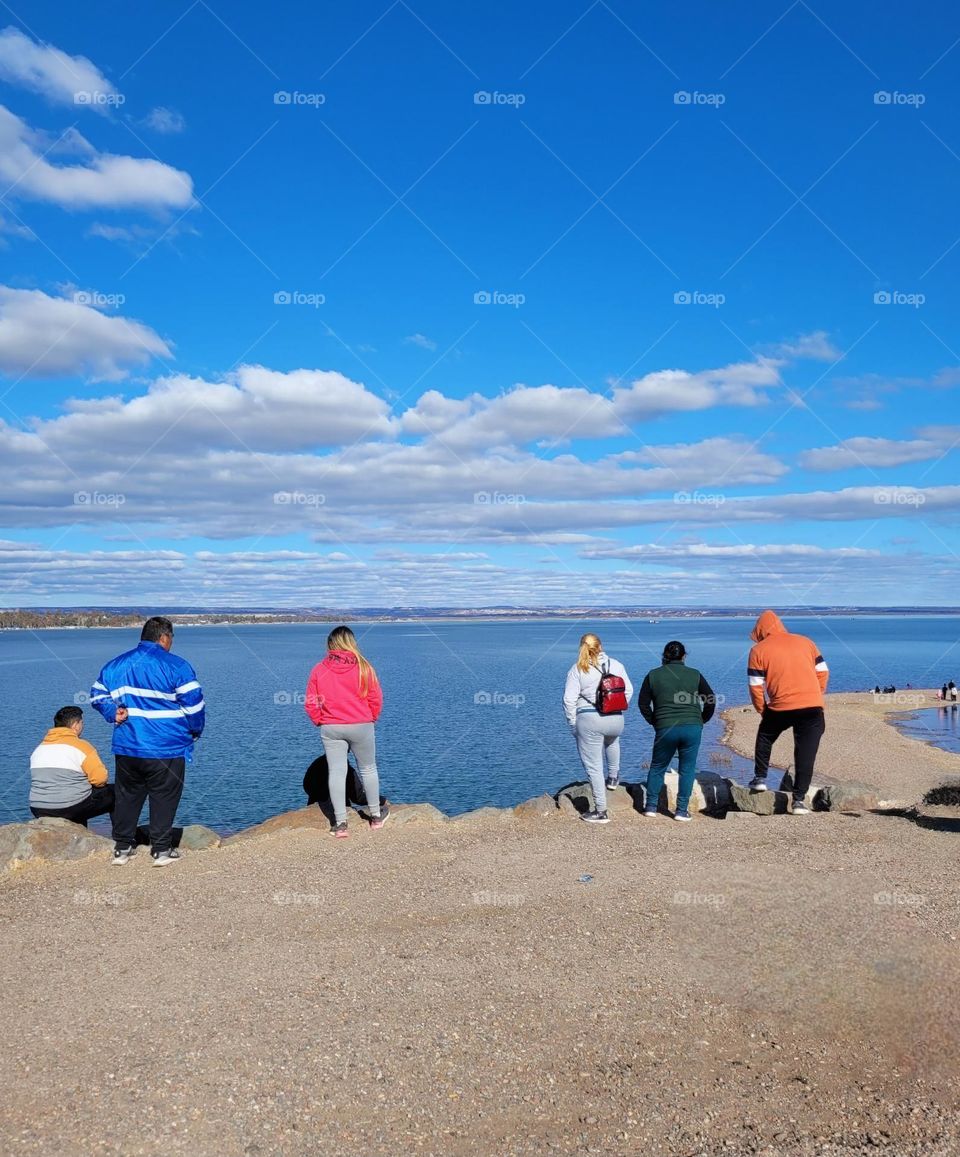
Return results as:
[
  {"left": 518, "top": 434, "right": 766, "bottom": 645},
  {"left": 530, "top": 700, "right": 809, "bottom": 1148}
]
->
[{"left": 1, "top": 694, "right": 958, "bottom": 1157}]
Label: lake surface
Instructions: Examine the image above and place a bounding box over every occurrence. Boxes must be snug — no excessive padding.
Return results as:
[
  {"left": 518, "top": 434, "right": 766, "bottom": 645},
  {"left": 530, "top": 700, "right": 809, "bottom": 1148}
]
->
[
  {"left": 2, "top": 616, "right": 958, "bottom": 832},
  {"left": 890, "top": 705, "right": 960, "bottom": 757}
]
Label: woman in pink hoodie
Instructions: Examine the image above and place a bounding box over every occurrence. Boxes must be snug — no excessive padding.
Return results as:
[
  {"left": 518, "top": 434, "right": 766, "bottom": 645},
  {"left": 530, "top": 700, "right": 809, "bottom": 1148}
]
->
[{"left": 304, "top": 626, "right": 386, "bottom": 838}]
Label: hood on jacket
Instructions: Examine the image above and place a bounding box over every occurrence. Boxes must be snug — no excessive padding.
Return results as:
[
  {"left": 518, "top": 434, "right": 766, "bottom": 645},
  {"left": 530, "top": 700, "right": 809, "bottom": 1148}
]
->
[
  {"left": 323, "top": 649, "right": 359, "bottom": 673},
  {"left": 43, "top": 726, "right": 80, "bottom": 742},
  {"left": 750, "top": 610, "right": 787, "bottom": 643}
]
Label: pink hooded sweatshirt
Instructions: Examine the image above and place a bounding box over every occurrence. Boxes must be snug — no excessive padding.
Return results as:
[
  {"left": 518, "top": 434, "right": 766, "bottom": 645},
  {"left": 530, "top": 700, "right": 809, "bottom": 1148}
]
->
[{"left": 304, "top": 650, "right": 383, "bottom": 726}]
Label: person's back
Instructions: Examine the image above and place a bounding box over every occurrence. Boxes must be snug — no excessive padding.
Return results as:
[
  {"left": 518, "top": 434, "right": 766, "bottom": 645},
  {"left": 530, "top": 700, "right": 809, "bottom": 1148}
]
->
[
  {"left": 642, "top": 660, "right": 713, "bottom": 730},
  {"left": 748, "top": 611, "right": 827, "bottom": 712},
  {"left": 28, "top": 706, "right": 113, "bottom": 827},
  {"left": 90, "top": 616, "right": 204, "bottom": 866}
]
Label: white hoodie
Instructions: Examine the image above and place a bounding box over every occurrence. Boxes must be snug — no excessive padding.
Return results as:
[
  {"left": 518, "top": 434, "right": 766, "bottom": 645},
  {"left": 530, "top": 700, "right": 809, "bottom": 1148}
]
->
[{"left": 563, "top": 652, "right": 633, "bottom": 726}]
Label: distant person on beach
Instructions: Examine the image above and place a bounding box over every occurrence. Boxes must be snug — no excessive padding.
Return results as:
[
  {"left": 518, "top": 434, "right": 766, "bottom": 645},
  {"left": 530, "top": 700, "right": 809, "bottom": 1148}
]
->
[
  {"left": 637, "top": 641, "right": 717, "bottom": 822},
  {"left": 90, "top": 616, "right": 205, "bottom": 866},
  {"left": 305, "top": 626, "right": 387, "bottom": 838},
  {"left": 940, "top": 684, "right": 948, "bottom": 701},
  {"left": 563, "top": 633, "right": 633, "bottom": 824},
  {"left": 747, "top": 610, "right": 828, "bottom": 816},
  {"left": 29, "top": 706, "right": 114, "bottom": 827},
  {"left": 950, "top": 681, "right": 958, "bottom": 703}
]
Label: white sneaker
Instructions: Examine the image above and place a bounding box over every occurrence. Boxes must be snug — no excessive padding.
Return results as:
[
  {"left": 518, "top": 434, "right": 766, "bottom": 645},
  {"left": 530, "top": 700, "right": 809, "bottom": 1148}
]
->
[
  {"left": 112, "top": 847, "right": 136, "bottom": 866},
  {"left": 151, "top": 849, "right": 181, "bottom": 867}
]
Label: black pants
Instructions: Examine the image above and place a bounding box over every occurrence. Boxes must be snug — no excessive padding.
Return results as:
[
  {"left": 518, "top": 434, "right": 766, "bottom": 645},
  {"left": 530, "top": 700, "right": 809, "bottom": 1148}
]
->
[
  {"left": 113, "top": 756, "right": 185, "bottom": 853},
  {"left": 31, "top": 784, "right": 115, "bottom": 827},
  {"left": 754, "top": 706, "right": 825, "bottom": 799}
]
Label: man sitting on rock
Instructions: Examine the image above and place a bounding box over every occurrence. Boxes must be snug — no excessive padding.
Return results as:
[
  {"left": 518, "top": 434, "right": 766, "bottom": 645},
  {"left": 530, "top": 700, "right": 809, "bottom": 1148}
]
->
[{"left": 29, "top": 706, "right": 115, "bottom": 827}]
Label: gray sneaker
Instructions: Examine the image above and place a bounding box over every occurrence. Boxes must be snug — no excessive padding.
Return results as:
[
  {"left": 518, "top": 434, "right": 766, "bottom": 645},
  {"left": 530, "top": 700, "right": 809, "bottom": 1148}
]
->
[
  {"left": 581, "top": 809, "right": 610, "bottom": 824},
  {"left": 792, "top": 799, "right": 811, "bottom": 815},
  {"left": 748, "top": 777, "right": 768, "bottom": 793},
  {"left": 112, "top": 846, "right": 136, "bottom": 866},
  {"left": 151, "top": 848, "right": 181, "bottom": 866}
]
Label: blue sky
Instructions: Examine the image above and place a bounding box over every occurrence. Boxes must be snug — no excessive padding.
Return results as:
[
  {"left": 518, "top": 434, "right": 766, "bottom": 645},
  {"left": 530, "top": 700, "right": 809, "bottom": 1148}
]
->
[{"left": 1, "top": 0, "right": 959, "bottom": 606}]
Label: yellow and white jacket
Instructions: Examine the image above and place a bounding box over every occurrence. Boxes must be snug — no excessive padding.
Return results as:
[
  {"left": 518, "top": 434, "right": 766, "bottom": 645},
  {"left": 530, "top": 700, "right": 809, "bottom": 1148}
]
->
[{"left": 29, "top": 727, "right": 108, "bottom": 809}]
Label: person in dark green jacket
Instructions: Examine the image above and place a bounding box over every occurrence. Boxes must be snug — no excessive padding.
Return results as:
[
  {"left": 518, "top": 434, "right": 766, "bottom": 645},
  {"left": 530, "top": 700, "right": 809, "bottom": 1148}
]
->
[{"left": 637, "top": 640, "right": 717, "bottom": 821}]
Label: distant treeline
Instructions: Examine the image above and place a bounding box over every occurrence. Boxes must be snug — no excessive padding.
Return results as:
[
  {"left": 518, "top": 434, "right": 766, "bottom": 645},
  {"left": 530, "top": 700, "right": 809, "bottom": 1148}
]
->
[{"left": 0, "top": 611, "right": 329, "bottom": 630}]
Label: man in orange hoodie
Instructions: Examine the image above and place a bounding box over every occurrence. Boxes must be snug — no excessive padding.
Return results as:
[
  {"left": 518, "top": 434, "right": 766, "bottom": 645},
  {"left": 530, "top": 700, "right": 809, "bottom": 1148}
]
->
[{"left": 746, "top": 610, "right": 829, "bottom": 814}]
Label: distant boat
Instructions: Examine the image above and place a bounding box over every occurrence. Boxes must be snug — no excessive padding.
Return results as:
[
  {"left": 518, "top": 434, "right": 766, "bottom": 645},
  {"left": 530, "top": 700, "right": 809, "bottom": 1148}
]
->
[{"left": 648, "top": 618, "right": 660, "bottom": 624}]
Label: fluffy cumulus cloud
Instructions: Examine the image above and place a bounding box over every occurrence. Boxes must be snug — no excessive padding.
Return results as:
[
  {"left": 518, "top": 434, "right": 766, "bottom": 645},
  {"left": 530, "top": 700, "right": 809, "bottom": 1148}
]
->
[
  {"left": 0, "top": 106, "right": 194, "bottom": 210},
  {"left": 611, "top": 358, "right": 783, "bottom": 420},
  {"left": 0, "top": 286, "right": 171, "bottom": 380},
  {"left": 0, "top": 27, "right": 118, "bottom": 107}
]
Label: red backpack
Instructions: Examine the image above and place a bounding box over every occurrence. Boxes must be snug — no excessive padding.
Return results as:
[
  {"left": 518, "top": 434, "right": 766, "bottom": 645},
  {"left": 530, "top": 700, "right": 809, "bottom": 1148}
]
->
[{"left": 594, "top": 661, "right": 628, "bottom": 715}]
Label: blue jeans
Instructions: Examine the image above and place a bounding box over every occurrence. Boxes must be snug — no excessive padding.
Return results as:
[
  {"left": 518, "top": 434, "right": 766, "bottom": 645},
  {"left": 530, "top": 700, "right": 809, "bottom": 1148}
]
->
[{"left": 644, "top": 724, "right": 703, "bottom": 813}]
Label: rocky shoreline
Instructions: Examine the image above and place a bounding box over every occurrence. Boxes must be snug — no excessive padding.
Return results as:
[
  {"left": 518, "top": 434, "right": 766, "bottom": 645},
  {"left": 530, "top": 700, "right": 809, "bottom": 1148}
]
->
[{"left": 1, "top": 692, "right": 958, "bottom": 1157}]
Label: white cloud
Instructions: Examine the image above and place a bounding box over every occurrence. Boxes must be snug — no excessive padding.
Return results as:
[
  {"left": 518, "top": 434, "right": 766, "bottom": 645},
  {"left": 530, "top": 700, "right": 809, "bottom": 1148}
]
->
[
  {"left": 143, "top": 106, "right": 185, "bottom": 134},
  {"left": 0, "top": 106, "right": 194, "bottom": 211},
  {"left": 766, "top": 330, "right": 841, "bottom": 361},
  {"left": 611, "top": 358, "right": 783, "bottom": 420},
  {"left": 800, "top": 431, "right": 960, "bottom": 471},
  {"left": 0, "top": 286, "right": 171, "bottom": 380},
  {"left": 0, "top": 26, "right": 118, "bottom": 108},
  {"left": 404, "top": 332, "right": 437, "bottom": 351}
]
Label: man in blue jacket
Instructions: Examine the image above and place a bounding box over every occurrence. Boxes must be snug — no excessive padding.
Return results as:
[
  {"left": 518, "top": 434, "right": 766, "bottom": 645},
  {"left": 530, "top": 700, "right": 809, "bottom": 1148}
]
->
[{"left": 90, "top": 616, "right": 205, "bottom": 866}]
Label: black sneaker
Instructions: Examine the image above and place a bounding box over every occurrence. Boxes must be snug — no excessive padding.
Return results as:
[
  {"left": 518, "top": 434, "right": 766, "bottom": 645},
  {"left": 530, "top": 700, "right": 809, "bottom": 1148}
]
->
[
  {"left": 112, "top": 846, "right": 136, "bottom": 866},
  {"left": 369, "top": 804, "right": 391, "bottom": 830},
  {"left": 605, "top": 777, "right": 621, "bottom": 791},
  {"left": 748, "top": 777, "right": 768, "bottom": 793},
  {"left": 151, "top": 848, "right": 181, "bottom": 867},
  {"left": 792, "top": 799, "right": 811, "bottom": 815},
  {"left": 581, "top": 809, "right": 610, "bottom": 824}
]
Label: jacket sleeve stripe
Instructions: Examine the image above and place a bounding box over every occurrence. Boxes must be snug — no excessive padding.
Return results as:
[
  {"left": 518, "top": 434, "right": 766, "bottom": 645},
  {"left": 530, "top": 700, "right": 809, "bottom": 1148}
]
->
[
  {"left": 176, "top": 681, "right": 201, "bottom": 694},
  {"left": 748, "top": 675, "right": 765, "bottom": 686},
  {"left": 181, "top": 700, "right": 205, "bottom": 715},
  {"left": 108, "top": 685, "right": 178, "bottom": 701}
]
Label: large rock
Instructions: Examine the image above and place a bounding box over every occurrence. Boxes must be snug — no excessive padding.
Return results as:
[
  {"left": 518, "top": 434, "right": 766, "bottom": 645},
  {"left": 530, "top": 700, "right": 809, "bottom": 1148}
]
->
[
  {"left": 812, "top": 782, "right": 880, "bottom": 813},
  {"left": 693, "top": 771, "right": 733, "bottom": 813},
  {"left": 556, "top": 781, "right": 640, "bottom": 818},
  {"left": 513, "top": 794, "right": 557, "bottom": 820},
  {"left": 726, "top": 779, "right": 790, "bottom": 815},
  {"left": 386, "top": 803, "right": 448, "bottom": 828},
  {"left": 453, "top": 806, "right": 514, "bottom": 825},
  {"left": 176, "top": 824, "right": 221, "bottom": 850},
  {"left": 227, "top": 806, "right": 327, "bottom": 842},
  {"left": 0, "top": 818, "right": 111, "bottom": 871}
]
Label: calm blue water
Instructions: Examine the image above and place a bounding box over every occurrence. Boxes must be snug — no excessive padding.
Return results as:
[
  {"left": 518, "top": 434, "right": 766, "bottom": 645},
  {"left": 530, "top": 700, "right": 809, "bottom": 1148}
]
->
[
  {"left": 891, "top": 705, "right": 960, "bottom": 756},
  {"left": 2, "top": 616, "right": 958, "bottom": 832}
]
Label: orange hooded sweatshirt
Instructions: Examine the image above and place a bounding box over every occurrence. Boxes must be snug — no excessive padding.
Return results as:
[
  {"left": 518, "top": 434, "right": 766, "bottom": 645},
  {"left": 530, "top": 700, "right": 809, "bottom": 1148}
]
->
[{"left": 747, "top": 610, "right": 828, "bottom": 713}]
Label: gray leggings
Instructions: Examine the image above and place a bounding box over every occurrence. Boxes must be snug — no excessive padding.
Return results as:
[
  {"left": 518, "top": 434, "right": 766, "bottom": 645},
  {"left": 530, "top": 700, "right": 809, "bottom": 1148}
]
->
[
  {"left": 575, "top": 710, "right": 624, "bottom": 814},
  {"left": 320, "top": 723, "right": 381, "bottom": 825}
]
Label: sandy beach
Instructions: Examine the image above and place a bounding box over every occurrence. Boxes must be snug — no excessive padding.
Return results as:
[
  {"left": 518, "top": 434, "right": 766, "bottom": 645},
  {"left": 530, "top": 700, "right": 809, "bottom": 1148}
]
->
[{"left": 1, "top": 692, "right": 958, "bottom": 1157}]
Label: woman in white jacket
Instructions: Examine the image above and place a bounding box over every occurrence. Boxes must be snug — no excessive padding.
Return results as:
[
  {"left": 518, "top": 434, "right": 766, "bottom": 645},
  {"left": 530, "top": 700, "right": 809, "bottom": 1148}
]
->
[{"left": 563, "top": 633, "right": 633, "bottom": 824}]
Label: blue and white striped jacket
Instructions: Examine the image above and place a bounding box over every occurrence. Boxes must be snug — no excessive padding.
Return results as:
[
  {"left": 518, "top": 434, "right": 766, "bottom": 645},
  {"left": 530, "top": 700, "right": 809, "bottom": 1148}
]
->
[{"left": 90, "top": 641, "right": 206, "bottom": 759}]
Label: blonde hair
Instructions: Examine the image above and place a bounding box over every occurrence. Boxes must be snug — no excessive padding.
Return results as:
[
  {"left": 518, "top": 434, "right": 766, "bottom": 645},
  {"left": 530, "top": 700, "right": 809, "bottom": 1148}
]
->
[
  {"left": 327, "top": 625, "right": 376, "bottom": 696},
  {"left": 577, "top": 633, "right": 602, "bottom": 673}
]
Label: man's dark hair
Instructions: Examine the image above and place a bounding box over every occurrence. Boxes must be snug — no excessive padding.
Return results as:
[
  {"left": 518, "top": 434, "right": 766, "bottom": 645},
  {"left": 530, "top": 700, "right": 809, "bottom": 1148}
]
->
[
  {"left": 54, "top": 705, "right": 83, "bottom": 728},
  {"left": 141, "top": 616, "right": 174, "bottom": 642}
]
